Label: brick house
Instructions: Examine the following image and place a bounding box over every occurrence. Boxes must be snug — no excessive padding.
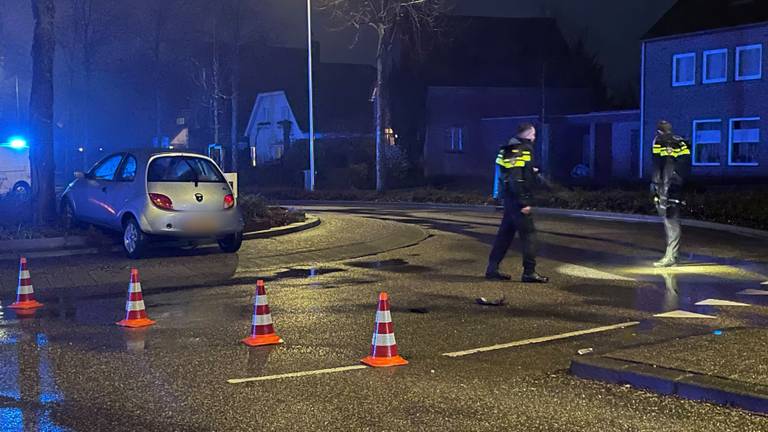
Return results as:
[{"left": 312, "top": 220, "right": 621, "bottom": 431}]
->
[{"left": 641, "top": 0, "right": 768, "bottom": 179}]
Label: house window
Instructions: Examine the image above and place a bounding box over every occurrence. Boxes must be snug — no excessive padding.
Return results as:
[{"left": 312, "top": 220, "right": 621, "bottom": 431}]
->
[
  {"left": 736, "top": 44, "right": 762, "bottom": 81},
  {"left": 672, "top": 53, "right": 696, "bottom": 86},
  {"left": 692, "top": 120, "right": 722, "bottom": 165},
  {"left": 446, "top": 127, "right": 464, "bottom": 152},
  {"left": 271, "top": 144, "right": 285, "bottom": 160},
  {"left": 703, "top": 49, "right": 727, "bottom": 83},
  {"left": 260, "top": 107, "right": 271, "bottom": 122},
  {"left": 729, "top": 117, "right": 760, "bottom": 166},
  {"left": 176, "top": 117, "right": 186, "bottom": 125}
]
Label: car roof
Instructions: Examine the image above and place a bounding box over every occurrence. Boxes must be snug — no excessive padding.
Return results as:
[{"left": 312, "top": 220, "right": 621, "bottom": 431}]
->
[{"left": 118, "top": 148, "right": 209, "bottom": 161}]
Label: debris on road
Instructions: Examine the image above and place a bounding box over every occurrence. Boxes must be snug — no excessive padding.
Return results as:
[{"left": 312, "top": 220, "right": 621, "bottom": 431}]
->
[{"left": 475, "top": 296, "right": 506, "bottom": 306}]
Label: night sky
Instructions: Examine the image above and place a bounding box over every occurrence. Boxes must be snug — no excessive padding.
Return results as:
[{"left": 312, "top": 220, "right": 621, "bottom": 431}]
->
[
  {"left": 261, "top": 0, "right": 677, "bottom": 91},
  {"left": 1, "top": 0, "right": 677, "bottom": 96}
]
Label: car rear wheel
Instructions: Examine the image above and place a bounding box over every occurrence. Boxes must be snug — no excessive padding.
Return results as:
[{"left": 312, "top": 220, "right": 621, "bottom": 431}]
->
[
  {"left": 218, "top": 231, "right": 243, "bottom": 253},
  {"left": 11, "top": 182, "right": 31, "bottom": 202},
  {"left": 123, "top": 216, "right": 148, "bottom": 259}
]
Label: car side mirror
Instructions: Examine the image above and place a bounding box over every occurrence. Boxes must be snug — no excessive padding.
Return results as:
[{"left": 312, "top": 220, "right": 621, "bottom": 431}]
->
[{"left": 74, "top": 171, "right": 85, "bottom": 179}]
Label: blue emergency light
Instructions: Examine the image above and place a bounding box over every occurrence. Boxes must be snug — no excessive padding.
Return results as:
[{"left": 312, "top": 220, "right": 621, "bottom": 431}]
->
[{"left": 4, "top": 136, "right": 28, "bottom": 150}]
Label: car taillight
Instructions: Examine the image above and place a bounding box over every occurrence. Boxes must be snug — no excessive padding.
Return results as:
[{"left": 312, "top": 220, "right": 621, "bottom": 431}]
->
[
  {"left": 149, "top": 193, "right": 174, "bottom": 210},
  {"left": 223, "top": 194, "right": 235, "bottom": 209}
]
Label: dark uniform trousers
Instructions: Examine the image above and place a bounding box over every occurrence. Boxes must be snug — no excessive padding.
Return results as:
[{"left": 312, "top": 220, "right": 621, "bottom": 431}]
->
[{"left": 488, "top": 193, "right": 537, "bottom": 274}]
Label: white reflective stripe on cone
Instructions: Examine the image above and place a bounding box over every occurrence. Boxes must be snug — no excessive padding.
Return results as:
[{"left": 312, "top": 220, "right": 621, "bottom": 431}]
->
[
  {"left": 17, "top": 285, "right": 34, "bottom": 295},
  {"left": 126, "top": 300, "right": 146, "bottom": 312},
  {"left": 252, "top": 314, "right": 273, "bottom": 326},
  {"left": 19, "top": 270, "right": 30, "bottom": 279},
  {"left": 373, "top": 332, "right": 396, "bottom": 347},
  {"left": 128, "top": 283, "right": 142, "bottom": 293},
  {"left": 255, "top": 295, "right": 269, "bottom": 306},
  {"left": 376, "top": 310, "right": 392, "bottom": 323}
]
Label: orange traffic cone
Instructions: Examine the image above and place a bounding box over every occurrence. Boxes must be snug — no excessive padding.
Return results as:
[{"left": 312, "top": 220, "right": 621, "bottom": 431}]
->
[
  {"left": 241, "top": 280, "right": 284, "bottom": 347},
  {"left": 116, "top": 268, "right": 156, "bottom": 328},
  {"left": 361, "top": 292, "right": 408, "bottom": 367},
  {"left": 9, "top": 257, "right": 43, "bottom": 310}
]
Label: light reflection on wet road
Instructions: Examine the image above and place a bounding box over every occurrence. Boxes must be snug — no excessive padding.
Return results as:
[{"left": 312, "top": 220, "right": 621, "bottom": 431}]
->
[{"left": 0, "top": 206, "right": 766, "bottom": 431}]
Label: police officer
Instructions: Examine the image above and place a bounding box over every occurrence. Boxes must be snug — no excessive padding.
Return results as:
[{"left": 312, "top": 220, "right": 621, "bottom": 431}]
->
[
  {"left": 485, "top": 123, "right": 548, "bottom": 283},
  {"left": 651, "top": 120, "right": 691, "bottom": 267}
]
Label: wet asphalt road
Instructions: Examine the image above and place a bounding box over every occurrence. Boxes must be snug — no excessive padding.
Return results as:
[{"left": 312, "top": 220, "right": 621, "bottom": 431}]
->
[{"left": 1, "top": 205, "right": 768, "bottom": 431}]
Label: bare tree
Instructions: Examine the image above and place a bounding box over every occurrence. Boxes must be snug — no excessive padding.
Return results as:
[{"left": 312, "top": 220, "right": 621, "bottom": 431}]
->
[
  {"left": 29, "top": 0, "right": 56, "bottom": 224},
  {"left": 191, "top": 19, "right": 227, "bottom": 158},
  {"left": 58, "top": 0, "right": 121, "bottom": 171},
  {"left": 316, "top": 0, "right": 451, "bottom": 192}
]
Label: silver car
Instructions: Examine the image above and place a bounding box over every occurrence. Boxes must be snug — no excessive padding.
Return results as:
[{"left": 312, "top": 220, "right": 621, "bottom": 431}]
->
[{"left": 61, "top": 150, "right": 244, "bottom": 259}]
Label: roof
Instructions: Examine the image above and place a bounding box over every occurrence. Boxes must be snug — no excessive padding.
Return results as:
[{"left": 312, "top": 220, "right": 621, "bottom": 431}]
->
[
  {"left": 238, "top": 45, "right": 375, "bottom": 135},
  {"left": 644, "top": 0, "right": 768, "bottom": 40},
  {"left": 407, "top": 16, "right": 574, "bottom": 88}
]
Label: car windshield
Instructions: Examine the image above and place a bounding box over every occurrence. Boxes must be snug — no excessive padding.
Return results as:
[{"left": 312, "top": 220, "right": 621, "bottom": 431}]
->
[{"left": 147, "top": 156, "right": 225, "bottom": 183}]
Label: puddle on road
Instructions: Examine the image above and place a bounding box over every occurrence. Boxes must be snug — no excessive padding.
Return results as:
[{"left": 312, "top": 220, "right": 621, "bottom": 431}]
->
[
  {"left": 345, "top": 259, "right": 431, "bottom": 274},
  {"left": 569, "top": 273, "right": 768, "bottom": 315},
  {"left": 273, "top": 267, "right": 345, "bottom": 280}
]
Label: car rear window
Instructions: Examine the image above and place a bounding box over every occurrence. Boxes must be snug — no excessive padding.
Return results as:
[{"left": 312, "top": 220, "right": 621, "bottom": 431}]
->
[{"left": 147, "top": 156, "right": 225, "bottom": 183}]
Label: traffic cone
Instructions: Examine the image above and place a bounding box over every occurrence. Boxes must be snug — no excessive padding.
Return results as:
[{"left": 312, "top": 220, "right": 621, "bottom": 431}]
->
[
  {"left": 9, "top": 257, "right": 43, "bottom": 310},
  {"left": 116, "top": 268, "right": 156, "bottom": 328},
  {"left": 361, "top": 292, "right": 408, "bottom": 367},
  {"left": 241, "top": 280, "right": 284, "bottom": 347}
]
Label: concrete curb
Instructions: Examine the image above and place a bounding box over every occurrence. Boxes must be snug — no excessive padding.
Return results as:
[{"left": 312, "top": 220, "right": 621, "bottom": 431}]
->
[
  {"left": 283, "top": 200, "right": 768, "bottom": 240},
  {"left": 570, "top": 356, "right": 768, "bottom": 415},
  {"left": 0, "top": 215, "right": 321, "bottom": 260},
  {"left": 242, "top": 215, "right": 320, "bottom": 240}
]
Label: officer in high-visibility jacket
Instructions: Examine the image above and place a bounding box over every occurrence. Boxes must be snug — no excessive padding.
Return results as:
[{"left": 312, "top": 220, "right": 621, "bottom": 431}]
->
[
  {"left": 485, "top": 123, "right": 548, "bottom": 283},
  {"left": 651, "top": 120, "right": 691, "bottom": 267}
]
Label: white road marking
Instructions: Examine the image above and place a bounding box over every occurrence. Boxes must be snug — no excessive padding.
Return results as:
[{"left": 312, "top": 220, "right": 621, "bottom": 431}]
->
[
  {"left": 441, "top": 321, "right": 640, "bottom": 358},
  {"left": 227, "top": 365, "right": 368, "bottom": 384},
  {"left": 570, "top": 213, "right": 647, "bottom": 223},
  {"left": 694, "top": 299, "right": 751, "bottom": 307},
  {"left": 555, "top": 264, "right": 635, "bottom": 281},
  {"left": 737, "top": 289, "right": 768, "bottom": 296},
  {"left": 654, "top": 310, "right": 716, "bottom": 319}
]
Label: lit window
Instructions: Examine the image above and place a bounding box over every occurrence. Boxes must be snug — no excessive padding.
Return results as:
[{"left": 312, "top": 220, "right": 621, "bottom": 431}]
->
[
  {"left": 672, "top": 53, "right": 696, "bottom": 86},
  {"left": 729, "top": 117, "right": 760, "bottom": 166},
  {"left": 692, "top": 120, "right": 722, "bottom": 165},
  {"left": 384, "top": 127, "right": 396, "bottom": 145},
  {"left": 736, "top": 44, "right": 762, "bottom": 81},
  {"left": 176, "top": 117, "right": 186, "bottom": 125},
  {"left": 703, "top": 49, "right": 727, "bottom": 83},
  {"left": 446, "top": 127, "right": 464, "bottom": 152}
]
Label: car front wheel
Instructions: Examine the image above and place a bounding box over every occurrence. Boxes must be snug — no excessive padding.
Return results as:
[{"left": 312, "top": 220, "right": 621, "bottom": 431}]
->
[
  {"left": 218, "top": 231, "right": 243, "bottom": 253},
  {"left": 123, "top": 216, "right": 148, "bottom": 259},
  {"left": 61, "top": 198, "right": 77, "bottom": 230}
]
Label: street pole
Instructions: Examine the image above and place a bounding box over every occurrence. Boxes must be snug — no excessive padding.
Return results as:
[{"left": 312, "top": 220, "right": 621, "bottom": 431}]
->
[{"left": 306, "top": 0, "right": 316, "bottom": 191}]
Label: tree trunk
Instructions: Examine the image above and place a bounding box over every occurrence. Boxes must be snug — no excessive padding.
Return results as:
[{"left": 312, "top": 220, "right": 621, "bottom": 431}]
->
[
  {"left": 375, "top": 52, "right": 385, "bottom": 192},
  {"left": 29, "top": 0, "right": 56, "bottom": 225}
]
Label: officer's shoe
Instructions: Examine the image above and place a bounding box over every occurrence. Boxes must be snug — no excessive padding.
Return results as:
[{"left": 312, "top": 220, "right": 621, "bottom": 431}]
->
[
  {"left": 485, "top": 271, "right": 512, "bottom": 281},
  {"left": 653, "top": 257, "right": 678, "bottom": 268},
  {"left": 521, "top": 272, "right": 549, "bottom": 283}
]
